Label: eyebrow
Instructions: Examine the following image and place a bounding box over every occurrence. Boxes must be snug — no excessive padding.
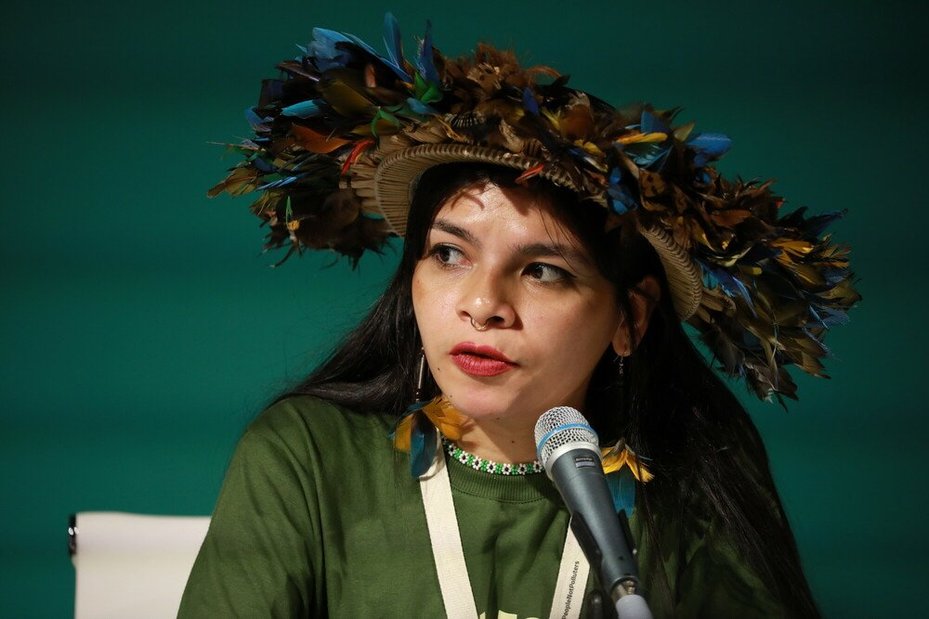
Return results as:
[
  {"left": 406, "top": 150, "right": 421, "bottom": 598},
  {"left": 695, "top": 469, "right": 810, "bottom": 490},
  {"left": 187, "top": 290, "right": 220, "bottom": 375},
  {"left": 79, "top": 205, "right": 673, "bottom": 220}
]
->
[
  {"left": 432, "top": 219, "right": 479, "bottom": 246},
  {"left": 430, "top": 218, "right": 593, "bottom": 267},
  {"left": 517, "top": 242, "right": 592, "bottom": 267}
]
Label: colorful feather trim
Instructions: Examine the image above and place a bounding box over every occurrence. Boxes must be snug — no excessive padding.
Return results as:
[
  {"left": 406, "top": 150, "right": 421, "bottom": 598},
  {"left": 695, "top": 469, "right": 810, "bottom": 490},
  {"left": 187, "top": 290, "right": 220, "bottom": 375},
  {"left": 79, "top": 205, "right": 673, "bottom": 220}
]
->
[{"left": 213, "top": 13, "right": 861, "bottom": 403}]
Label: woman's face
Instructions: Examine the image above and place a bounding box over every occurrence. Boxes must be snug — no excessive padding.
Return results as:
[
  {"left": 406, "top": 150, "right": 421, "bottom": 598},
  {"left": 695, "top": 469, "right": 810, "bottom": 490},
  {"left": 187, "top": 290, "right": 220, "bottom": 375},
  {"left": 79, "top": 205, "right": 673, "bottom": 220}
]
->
[{"left": 412, "top": 182, "right": 625, "bottom": 432}]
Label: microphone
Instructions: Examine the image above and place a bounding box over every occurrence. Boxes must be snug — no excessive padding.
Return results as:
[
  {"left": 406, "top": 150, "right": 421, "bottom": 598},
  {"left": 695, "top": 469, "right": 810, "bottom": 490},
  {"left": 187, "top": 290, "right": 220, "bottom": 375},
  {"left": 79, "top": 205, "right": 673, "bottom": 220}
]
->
[{"left": 535, "top": 407, "right": 652, "bottom": 619}]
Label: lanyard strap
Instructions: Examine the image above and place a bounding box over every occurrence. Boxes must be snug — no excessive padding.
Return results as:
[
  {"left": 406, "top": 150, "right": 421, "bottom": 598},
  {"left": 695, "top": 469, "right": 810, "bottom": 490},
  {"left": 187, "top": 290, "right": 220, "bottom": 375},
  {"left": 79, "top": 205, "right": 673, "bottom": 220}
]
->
[
  {"left": 549, "top": 528, "right": 589, "bottom": 619},
  {"left": 420, "top": 443, "right": 479, "bottom": 618},
  {"left": 419, "top": 441, "right": 590, "bottom": 619}
]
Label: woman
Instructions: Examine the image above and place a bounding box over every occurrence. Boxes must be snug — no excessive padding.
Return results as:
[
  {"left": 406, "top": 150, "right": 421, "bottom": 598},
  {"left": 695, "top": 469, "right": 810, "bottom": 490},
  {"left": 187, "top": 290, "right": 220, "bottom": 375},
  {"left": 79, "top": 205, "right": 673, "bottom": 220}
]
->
[{"left": 181, "top": 15, "right": 858, "bottom": 618}]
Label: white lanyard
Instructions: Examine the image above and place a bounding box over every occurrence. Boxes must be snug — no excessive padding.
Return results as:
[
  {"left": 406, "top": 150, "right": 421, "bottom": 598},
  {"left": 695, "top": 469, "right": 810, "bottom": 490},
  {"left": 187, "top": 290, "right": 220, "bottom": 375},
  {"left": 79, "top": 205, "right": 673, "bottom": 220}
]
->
[{"left": 419, "top": 441, "right": 590, "bottom": 619}]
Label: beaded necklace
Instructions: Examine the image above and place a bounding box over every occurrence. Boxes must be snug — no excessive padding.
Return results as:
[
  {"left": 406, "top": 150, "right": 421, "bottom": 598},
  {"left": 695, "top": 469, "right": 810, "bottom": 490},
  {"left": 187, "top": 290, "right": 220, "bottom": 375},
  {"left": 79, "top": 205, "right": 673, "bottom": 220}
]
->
[{"left": 442, "top": 438, "right": 544, "bottom": 475}]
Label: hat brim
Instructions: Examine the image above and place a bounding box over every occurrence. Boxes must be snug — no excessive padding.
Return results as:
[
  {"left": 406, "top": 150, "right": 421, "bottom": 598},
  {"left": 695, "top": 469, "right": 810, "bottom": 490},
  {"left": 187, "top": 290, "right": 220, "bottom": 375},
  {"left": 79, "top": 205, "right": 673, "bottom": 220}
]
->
[{"left": 365, "top": 143, "right": 702, "bottom": 320}]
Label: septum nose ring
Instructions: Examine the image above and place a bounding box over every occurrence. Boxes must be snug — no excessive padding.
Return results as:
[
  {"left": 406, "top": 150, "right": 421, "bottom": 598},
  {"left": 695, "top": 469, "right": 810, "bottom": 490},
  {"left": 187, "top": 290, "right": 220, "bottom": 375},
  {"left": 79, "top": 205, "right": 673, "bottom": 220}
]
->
[{"left": 470, "top": 317, "right": 489, "bottom": 331}]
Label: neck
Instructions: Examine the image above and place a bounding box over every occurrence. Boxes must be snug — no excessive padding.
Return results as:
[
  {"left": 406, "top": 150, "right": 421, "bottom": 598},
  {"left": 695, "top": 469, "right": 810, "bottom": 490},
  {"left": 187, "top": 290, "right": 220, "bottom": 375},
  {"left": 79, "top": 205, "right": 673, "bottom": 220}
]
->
[{"left": 456, "top": 417, "right": 539, "bottom": 463}]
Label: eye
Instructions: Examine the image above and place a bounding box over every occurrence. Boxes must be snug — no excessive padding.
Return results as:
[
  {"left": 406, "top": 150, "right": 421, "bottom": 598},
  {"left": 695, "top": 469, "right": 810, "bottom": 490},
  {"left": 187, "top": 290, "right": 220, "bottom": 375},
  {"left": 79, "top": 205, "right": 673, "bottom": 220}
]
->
[
  {"left": 429, "top": 244, "right": 467, "bottom": 267},
  {"left": 524, "top": 262, "right": 572, "bottom": 284}
]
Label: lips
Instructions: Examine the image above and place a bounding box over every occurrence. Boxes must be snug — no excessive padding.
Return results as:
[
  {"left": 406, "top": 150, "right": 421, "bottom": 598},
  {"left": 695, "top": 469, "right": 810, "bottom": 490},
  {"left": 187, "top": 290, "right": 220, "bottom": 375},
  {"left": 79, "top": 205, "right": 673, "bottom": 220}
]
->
[{"left": 449, "top": 342, "right": 516, "bottom": 377}]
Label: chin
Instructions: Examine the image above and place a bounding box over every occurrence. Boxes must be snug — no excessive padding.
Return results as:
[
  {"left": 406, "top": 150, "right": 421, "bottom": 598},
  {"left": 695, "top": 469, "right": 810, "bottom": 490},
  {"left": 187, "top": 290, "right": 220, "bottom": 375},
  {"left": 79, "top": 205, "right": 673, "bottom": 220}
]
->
[
  {"left": 444, "top": 396, "right": 505, "bottom": 421},
  {"left": 444, "top": 389, "right": 557, "bottom": 428}
]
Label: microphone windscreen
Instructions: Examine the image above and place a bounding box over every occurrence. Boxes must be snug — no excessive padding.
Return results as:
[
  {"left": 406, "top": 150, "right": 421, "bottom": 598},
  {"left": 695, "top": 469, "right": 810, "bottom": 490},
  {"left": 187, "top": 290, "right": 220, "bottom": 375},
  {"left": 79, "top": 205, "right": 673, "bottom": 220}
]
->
[{"left": 534, "top": 406, "right": 599, "bottom": 466}]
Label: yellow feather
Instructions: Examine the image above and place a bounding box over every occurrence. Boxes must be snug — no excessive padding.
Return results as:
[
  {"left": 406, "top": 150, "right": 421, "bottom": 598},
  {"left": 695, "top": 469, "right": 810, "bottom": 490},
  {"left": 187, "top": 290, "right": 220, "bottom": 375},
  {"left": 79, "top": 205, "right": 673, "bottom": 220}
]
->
[
  {"left": 393, "top": 414, "right": 413, "bottom": 451},
  {"left": 421, "top": 397, "right": 465, "bottom": 440},
  {"left": 616, "top": 131, "right": 667, "bottom": 145},
  {"left": 600, "top": 441, "right": 654, "bottom": 482}
]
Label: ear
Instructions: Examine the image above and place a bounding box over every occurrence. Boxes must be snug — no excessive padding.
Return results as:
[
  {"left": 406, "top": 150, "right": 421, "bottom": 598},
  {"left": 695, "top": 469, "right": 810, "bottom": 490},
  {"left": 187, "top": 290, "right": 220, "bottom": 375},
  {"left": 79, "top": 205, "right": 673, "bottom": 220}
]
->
[{"left": 611, "top": 276, "right": 661, "bottom": 357}]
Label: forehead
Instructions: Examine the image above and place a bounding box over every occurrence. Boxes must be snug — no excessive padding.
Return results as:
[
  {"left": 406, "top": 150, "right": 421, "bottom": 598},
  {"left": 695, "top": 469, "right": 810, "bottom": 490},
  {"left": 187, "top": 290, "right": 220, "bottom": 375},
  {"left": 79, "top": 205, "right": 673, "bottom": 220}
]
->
[{"left": 434, "top": 182, "right": 584, "bottom": 246}]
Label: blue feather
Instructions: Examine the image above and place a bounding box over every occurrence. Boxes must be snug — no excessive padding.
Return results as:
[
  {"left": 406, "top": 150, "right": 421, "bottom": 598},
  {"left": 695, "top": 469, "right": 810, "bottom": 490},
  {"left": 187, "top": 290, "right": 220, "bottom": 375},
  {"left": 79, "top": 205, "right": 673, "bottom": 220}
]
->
[
  {"left": 567, "top": 146, "right": 589, "bottom": 159},
  {"left": 608, "top": 167, "right": 623, "bottom": 185},
  {"left": 409, "top": 411, "right": 438, "bottom": 477},
  {"left": 701, "top": 265, "right": 719, "bottom": 289},
  {"left": 522, "top": 87, "right": 539, "bottom": 115},
  {"left": 383, "top": 13, "right": 413, "bottom": 82},
  {"left": 417, "top": 20, "right": 440, "bottom": 84},
  {"left": 342, "top": 32, "right": 411, "bottom": 82},
  {"left": 821, "top": 267, "right": 850, "bottom": 287},
  {"left": 280, "top": 100, "right": 322, "bottom": 118},
  {"left": 244, "top": 107, "right": 267, "bottom": 129},
  {"left": 688, "top": 132, "right": 732, "bottom": 167},
  {"left": 700, "top": 260, "right": 754, "bottom": 308},
  {"left": 252, "top": 157, "right": 276, "bottom": 174},
  {"left": 308, "top": 28, "right": 353, "bottom": 71},
  {"left": 405, "top": 97, "right": 436, "bottom": 116},
  {"left": 800, "top": 327, "right": 831, "bottom": 356},
  {"left": 625, "top": 142, "right": 670, "bottom": 169},
  {"left": 310, "top": 27, "right": 379, "bottom": 61},
  {"left": 808, "top": 306, "right": 826, "bottom": 329},
  {"left": 811, "top": 305, "right": 851, "bottom": 328},
  {"left": 606, "top": 167, "right": 637, "bottom": 214},
  {"left": 803, "top": 210, "right": 845, "bottom": 238},
  {"left": 344, "top": 33, "right": 381, "bottom": 58},
  {"left": 605, "top": 468, "right": 636, "bottom": 515},
  {"left": 309, "top": 26, "right": 412, "bottom": 81},
  {"left": 259, "top": 175, "right": 303, "bottom": 190},
  {"left": 640, "top": 110, "right": 669, "bottom": 134}
]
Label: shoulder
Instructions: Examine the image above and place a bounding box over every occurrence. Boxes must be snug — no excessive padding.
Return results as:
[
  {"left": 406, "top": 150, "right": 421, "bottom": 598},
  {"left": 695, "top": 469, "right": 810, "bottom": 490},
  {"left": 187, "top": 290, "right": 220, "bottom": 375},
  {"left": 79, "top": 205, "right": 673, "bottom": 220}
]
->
[
  {"left": 245, "top": 395, "right": 395, "bottom": 449},
  {"left": 233, "top": 396, "right": 400, "bottom": 480}
]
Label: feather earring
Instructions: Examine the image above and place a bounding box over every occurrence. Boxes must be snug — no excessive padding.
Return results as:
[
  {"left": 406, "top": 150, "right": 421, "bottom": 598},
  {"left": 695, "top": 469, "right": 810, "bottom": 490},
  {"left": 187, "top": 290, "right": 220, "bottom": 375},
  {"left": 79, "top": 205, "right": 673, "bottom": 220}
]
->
[
  {"left": 601, "top": 438, "right": 653, "bottom": 516},
  {"left": 392, "top": 348, "right": 435, "bottom": 477},
  {"left": 391, "top": 349, "right": 465, "bottom": 477}
]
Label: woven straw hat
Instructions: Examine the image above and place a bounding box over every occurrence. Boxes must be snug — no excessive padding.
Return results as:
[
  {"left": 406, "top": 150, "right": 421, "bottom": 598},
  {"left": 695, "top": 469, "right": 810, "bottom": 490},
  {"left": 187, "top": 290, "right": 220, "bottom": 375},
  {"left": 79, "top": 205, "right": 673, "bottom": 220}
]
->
[{"left": 210, "top": 15, "right": 859, "bottom": 400}]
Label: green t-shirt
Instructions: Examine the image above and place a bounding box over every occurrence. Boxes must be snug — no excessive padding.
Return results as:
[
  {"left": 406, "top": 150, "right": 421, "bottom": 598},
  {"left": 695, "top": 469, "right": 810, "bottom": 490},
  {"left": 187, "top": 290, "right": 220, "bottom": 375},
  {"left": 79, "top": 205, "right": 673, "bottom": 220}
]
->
[{"left": 179, "top": 397, "right": 784, "bottom": 618}]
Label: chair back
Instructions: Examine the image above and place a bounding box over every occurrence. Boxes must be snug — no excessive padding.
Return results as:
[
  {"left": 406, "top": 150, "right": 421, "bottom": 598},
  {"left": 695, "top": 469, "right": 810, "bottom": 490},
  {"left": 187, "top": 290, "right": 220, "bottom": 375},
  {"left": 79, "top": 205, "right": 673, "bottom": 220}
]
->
[{"left": 69, "top": 511, "right": 210, "bottom": 619}]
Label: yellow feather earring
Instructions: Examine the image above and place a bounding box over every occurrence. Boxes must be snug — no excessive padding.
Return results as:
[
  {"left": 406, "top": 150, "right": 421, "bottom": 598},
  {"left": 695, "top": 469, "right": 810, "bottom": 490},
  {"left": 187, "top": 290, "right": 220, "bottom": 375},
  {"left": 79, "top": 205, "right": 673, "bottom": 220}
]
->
[{"left": 391, "top": 349, "right": 466, "bottom": 476}]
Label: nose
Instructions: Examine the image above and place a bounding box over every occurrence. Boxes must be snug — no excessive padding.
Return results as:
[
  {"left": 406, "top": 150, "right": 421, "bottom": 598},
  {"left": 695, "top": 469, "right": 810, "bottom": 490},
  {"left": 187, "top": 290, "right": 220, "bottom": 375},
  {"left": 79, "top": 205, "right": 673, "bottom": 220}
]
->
[{"left": 457, "top": 269, "right": 516, "bottom": 330}]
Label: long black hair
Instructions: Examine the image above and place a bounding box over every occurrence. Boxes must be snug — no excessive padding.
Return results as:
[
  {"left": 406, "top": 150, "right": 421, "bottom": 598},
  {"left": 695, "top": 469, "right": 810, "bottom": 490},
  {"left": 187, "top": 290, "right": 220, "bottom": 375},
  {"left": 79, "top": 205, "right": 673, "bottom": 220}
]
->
[{"left": 287, "top": 164, "right": 819, "bottom": 617}]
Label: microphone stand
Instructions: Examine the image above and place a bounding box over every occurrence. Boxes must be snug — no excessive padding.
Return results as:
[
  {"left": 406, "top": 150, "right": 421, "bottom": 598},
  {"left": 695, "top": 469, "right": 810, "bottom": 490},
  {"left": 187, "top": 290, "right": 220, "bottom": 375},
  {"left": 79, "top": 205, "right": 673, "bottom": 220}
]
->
[
  {"left": 609, "top": 579, "right": 651, "bottom": 619},
  {"left": 607, "top": 511, "right": 651, "bottom": 619},
  {"left": 571, "top": 511, "right": 652, "bottom": 619}
]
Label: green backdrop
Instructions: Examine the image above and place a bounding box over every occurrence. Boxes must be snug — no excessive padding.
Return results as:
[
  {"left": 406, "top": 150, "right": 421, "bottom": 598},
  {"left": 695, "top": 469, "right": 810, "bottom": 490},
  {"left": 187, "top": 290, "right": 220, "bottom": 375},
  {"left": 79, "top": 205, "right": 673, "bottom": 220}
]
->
[{"left": 2, "top": 1, "right": 926, "bottom": 616}]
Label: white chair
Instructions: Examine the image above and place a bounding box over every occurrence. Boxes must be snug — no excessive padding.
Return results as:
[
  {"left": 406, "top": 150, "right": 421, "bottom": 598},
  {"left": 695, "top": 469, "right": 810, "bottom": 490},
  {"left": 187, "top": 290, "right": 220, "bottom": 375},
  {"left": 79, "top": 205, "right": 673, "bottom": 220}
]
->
[{"left": 69, "top": 512, "right": 210, "bottom": 619}]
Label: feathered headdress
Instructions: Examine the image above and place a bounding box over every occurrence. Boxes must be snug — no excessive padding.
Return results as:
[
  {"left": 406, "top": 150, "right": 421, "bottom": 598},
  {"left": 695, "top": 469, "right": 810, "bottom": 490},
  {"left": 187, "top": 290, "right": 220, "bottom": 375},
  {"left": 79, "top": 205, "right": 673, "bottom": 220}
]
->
[{"left": 210, "top": 14, "right": 860, "bottom": 402}]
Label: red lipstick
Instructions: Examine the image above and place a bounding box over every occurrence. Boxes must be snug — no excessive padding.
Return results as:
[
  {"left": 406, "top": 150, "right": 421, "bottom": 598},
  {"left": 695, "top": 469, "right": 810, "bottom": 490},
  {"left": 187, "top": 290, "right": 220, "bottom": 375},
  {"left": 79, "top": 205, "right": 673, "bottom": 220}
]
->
[{"left": 449, "top": 342, "right": 516, "bottom": 377}]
